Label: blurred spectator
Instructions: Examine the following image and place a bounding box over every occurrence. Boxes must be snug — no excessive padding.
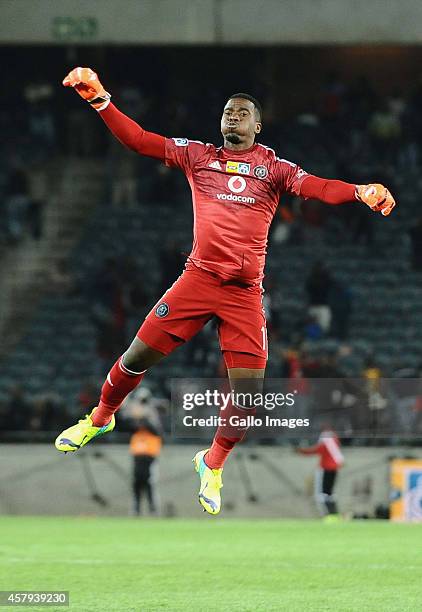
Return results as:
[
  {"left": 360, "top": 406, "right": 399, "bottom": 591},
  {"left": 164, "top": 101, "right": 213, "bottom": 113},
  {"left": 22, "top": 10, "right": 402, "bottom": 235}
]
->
[
  {"left": 368, "top": 101, "right": 401, "bottom": 163},
  {"left": 270, "top": 203, "right": 295, "bottom": 245},
  {"left": 368, "top": 101, "right": 401, "bottom": 142},
  {"left": 29, "top": 392, "right": 62, "bottom": 432},
  {"left": 319, "top": 71, "right": 347, "bottom": 137},
  {"left": 362, "top": 356, "right": 382, "bottom": 393},
  {"left": 26, "top": 165, "right": 48, "bottom": 240},
  {"left": 303, "top": 315, "right": 323, "bottom": 341},
  {"left": 305, "top": 262, "right": 333, "bottom": 333},
  {"left": 28, "top": 101, "right": 56, "bottom": 158},
  {"left": 2, "top": 385, "right": 30, "bottom": 430},
  {"left": 262, "top": 276, "right": 282, "bottom": 340},
  {"left": 296, "top": 427, "right": 344, "bottom": 520},
  {"left": 311, "top": 353, "right": 344, "bottom": 378},
  {"left": 89, "top": 257, "right": 127, "bottom": 366},
  {"left": 78, "top": 380, "right": 100, "bottom": 412},
  {"left": 24, "top": 82, "right": 56, "bottom": 161},
  {"left": 388, "top": 88, "right": 407, "bottom": 121},
  {"left": 184, "top": 319, "right": 215, "bottom": 368},
  {"left": 362, "top": 357, "right": 390, "bottom": 435},
  {"left": 282, "top": 345, "right": 303, "bottom": 379},
  {"left": 118, "top": 84, "right": 146, "bottom": 121},
  {"left": 281, "top": 344, "right": 312, "bottom": 397},
  {"left": 111, "top": 156, "right": 139, "bottom": 208},
  {"left": 5, "top": 166, "right": 30, "bottom": 244},
  {"left": 48, "top": 258, "right": 76, "bottom": 294},
  {"left": 67, "top": 109, "right": 99, "bottom": 157},
  {"left": 125, "top": 387, "right": 164, "bottom": 516}
]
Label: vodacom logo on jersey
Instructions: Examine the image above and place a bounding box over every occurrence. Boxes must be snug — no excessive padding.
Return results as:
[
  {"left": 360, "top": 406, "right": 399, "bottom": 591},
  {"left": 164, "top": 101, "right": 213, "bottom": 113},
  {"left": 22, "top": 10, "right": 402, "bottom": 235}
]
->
[
  {"left": 228, "top": 176, "right": 247, "bottom": 193},
  {"left": 216, "top": 176, "right": 255, "bottom": 204}
]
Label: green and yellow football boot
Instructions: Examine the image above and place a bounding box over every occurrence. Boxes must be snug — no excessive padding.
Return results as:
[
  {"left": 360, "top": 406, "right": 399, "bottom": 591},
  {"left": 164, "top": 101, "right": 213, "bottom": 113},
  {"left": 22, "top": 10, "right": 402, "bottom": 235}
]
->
[
  {"left": 192, "top": 449, "right": 223, "bottom": 515},
  {"left": 55, "top": 408, "right": 115, "bottom": 453}
]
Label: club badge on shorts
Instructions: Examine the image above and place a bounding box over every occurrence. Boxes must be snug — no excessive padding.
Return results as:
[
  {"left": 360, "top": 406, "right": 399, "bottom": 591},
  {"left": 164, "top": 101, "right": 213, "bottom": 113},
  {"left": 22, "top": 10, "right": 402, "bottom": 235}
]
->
[
  {"left": 253, "top": 165, "right": 268, "bottom": 179},
  {"left": 155, "top": 302, "right": 170, "bottom": 318}
]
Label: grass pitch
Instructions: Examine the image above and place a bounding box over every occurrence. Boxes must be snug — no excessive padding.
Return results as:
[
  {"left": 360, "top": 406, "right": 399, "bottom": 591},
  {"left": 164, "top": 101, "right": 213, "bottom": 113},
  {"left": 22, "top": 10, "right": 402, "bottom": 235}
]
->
[{"left": 0, "top": 517, "right": 420, "bottom": 611}]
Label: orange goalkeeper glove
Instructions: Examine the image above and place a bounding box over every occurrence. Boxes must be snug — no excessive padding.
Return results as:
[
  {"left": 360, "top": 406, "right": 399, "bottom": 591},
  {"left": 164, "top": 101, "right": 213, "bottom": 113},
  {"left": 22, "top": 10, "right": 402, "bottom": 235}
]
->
[
  {"left": 62, "top": 67, "right": 111, "bottom": 111},
  {"left": 355, "top": 183, "right": 396, "bottom": 216}
]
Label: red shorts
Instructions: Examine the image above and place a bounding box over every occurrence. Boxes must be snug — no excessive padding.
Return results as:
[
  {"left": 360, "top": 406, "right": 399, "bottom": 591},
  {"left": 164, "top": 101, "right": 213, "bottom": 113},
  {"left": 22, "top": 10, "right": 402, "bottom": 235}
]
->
[{"left": 137, "top": 265, "right": 268, "bottom": 367}]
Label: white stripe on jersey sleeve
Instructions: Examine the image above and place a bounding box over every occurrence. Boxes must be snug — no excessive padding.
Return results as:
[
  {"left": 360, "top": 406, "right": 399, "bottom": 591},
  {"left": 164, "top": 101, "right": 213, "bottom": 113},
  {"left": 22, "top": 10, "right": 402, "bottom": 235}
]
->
[
  {"left": 323, "top": 437, "right": 344, "bottom": 466},
  {"left": 256, "top": 144, "right": 299, "bottom": 168},
  {"left": 276, "top": 158, "right": 297, "bottom": 167},
  {"left": 257, "top": 143, "right": 276, "bottom": 157}
]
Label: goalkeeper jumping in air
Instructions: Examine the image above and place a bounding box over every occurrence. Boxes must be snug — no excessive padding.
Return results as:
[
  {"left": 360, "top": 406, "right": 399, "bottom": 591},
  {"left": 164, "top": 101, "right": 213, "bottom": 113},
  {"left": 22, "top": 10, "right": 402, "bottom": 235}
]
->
[{"left": 55, "top": 67, "right": 395, "bottom": 515}]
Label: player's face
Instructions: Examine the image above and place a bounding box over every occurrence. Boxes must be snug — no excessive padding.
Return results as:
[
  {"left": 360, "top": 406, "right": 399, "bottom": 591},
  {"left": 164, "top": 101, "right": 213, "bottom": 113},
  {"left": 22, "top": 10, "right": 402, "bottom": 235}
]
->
[{"left": 221, "top": 98, "right": 262, "bottom": 146}]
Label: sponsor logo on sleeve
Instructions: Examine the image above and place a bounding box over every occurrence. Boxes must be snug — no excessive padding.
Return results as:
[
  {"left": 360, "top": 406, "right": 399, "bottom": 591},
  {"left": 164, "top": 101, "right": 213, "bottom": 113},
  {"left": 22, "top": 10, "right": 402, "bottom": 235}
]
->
[
  {"left": 253, "top": 165, "right": 268, "bottom": 179},
  {"left": 226, "top": 161, "right": 250, "bottom": 175},
  {"left": 173, "top": 138, "right": 189, "bottom": 147},
  {"left": 155, "top": 302, "right": 170, "bottom": 318}
]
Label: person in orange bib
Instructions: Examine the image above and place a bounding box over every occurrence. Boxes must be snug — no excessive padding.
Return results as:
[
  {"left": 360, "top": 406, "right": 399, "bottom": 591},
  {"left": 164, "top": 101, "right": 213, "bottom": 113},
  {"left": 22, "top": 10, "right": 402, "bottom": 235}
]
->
[{"left": 128, "top": 388, "right": 162, "bottom": 516}]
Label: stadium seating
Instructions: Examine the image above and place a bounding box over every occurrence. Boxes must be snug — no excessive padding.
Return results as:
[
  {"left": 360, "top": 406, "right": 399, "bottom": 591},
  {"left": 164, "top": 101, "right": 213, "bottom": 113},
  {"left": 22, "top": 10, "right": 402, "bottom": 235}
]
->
[
  {"left": 0, "top": 102, "right": 421, "bottom": 426},
  {"left": 1, "top": 165, "right": 419, "bottom": 415}
]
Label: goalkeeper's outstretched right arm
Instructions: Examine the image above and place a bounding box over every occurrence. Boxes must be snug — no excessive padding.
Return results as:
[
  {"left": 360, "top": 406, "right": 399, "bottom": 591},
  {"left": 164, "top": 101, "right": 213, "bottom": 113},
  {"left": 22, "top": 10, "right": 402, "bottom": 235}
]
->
[{"left": 63, "top": 67, "right": 166, "bottom": 160}]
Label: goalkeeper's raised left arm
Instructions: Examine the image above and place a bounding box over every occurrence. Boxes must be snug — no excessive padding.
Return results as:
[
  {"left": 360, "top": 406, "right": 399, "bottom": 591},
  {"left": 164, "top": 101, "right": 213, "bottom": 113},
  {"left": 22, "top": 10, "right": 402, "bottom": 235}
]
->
[
  {"left": 300, "top": 175, "right": 396, "bottom": 217},
  {"left": 62, "top": 67, "right": 166, "bottom": 160}
]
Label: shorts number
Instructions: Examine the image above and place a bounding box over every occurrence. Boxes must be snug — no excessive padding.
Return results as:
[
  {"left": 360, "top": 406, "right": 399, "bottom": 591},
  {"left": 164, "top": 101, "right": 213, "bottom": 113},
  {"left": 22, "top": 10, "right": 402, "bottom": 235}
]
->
[{"left": 261, "top": 325, "right": 267, "bottom": 351}]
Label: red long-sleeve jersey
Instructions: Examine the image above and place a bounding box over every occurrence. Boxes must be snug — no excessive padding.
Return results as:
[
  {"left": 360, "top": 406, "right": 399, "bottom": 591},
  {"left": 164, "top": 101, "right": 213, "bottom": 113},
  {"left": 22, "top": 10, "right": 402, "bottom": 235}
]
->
[
  {"left": 99, "top": 103, "right": 357, "bottom": 285},
  {"left": 298, "top": 431, "right": 344, "bottom": 470}
]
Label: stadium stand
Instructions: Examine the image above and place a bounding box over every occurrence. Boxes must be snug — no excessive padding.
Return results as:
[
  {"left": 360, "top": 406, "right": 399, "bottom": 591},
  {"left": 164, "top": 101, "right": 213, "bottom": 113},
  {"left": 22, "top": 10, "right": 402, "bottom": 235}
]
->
[{"left": 1, "top": 49, "right": 422, "bottom": 435}]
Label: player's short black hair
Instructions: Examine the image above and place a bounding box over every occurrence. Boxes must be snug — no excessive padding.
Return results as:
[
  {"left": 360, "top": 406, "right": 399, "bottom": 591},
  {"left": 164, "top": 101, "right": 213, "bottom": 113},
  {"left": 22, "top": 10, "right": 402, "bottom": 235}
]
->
[{"left": 228, "top": 93, "right": 263, "bottom": 122}]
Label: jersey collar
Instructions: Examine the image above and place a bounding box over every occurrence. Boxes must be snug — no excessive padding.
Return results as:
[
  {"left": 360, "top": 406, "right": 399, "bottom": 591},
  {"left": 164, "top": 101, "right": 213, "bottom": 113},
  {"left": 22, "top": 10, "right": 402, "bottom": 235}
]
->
[{"left": 222, "top": 143, "right": 258, "bottom": 156}]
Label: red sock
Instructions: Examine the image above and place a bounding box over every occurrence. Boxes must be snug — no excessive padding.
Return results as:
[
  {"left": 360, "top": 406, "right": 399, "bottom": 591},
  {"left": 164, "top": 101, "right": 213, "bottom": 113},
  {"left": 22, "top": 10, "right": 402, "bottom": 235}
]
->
[
  {"left": 205, "top": 400, "right": 256, "bottom": 469},
  {"left": 205, "top": 436, "right": 238, "bottom": 469},
  {"left": 92, "top": 356, "right": 145, "bottom": 426}
]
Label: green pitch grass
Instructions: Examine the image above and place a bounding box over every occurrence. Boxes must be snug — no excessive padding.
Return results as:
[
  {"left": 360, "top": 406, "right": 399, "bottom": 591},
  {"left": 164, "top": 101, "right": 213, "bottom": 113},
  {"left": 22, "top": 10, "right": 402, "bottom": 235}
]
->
[{"left": 0, "top": 517, "right": 420, "bottom": 611}]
